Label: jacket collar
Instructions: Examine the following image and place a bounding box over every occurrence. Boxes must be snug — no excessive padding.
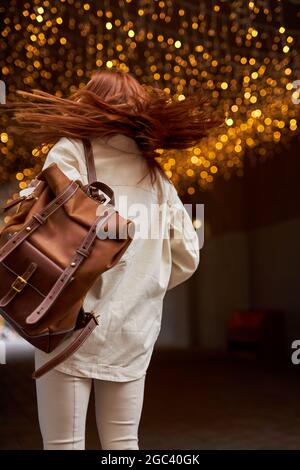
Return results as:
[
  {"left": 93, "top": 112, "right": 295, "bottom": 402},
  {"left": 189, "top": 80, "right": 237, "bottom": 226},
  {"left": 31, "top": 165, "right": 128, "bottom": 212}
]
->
[{"left": 97, "top": 133, "right": 142, "bottom": 155}]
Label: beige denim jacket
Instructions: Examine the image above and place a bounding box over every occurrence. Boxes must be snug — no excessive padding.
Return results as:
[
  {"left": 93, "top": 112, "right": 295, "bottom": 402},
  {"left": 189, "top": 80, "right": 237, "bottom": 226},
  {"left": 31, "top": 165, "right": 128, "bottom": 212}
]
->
[{"left": 34, "top": 134, "right": 200, "bottom": 381}]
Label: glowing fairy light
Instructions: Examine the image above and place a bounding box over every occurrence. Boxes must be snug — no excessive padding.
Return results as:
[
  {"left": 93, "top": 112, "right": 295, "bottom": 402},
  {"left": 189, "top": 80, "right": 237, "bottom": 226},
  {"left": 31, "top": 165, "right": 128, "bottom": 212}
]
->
[{"left": 0, "top": 0, "right": 299, "bottom": 194}]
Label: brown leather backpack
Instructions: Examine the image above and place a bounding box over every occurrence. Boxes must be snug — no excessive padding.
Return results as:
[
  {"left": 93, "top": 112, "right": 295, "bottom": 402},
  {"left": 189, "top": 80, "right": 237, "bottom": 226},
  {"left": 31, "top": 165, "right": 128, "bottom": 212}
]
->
[{"left": 0, "top": 139, "right": 135, "bottom": 379}]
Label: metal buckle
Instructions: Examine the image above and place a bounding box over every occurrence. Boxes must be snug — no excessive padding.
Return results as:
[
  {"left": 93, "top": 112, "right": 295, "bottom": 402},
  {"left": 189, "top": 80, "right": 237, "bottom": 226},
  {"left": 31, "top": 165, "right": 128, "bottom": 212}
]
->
[
  {"left": 89, "top": 186, "right": 111, "bottom": 206},
  {"left": 11, "top": 276, "right": 27, "bottom": 293},
  {"left": 90, "top": 311, "right": 100, "bottom": 325}
]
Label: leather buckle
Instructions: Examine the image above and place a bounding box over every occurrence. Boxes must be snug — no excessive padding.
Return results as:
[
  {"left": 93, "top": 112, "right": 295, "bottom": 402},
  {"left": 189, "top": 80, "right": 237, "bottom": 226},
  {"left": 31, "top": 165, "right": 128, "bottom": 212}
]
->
[{"left": 11, "top": 275, "right": 27, "bottom": 293}]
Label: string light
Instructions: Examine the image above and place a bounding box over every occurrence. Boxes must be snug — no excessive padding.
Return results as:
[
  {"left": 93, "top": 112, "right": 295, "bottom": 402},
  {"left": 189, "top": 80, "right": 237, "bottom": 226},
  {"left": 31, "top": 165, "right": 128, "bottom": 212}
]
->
[{"left": 0, "top": 0, "right": 299, "bottom": 195}]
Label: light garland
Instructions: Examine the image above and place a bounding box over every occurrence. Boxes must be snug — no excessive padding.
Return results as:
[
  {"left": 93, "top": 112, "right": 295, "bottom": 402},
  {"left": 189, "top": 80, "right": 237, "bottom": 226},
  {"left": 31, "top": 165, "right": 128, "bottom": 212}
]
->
[{"left": 0, "top": 0, "right": 300, "bottom": 196}]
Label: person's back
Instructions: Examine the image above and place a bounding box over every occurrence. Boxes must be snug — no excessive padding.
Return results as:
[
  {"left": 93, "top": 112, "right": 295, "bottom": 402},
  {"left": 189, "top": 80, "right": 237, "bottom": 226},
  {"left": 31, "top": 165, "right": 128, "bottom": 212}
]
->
[
  {"left": 35, "top": 132, "right": 200, "bottom": 381},
  {"left": 8, "top": 68, "right": 219, "bottom": 449}
]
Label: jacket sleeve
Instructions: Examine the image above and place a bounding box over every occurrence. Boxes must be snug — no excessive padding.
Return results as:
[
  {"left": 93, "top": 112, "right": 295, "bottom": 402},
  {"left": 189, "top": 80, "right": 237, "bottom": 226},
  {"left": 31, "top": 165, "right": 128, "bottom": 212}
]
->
[
  {"left": 41, "top": 137, "right": 86, "bottom": 183},
  {"left": 19, "top": 137, "right": 86, "bottom": 198},
  {"left": 166, "top": 184, "right": 200, "bottom": 291}
]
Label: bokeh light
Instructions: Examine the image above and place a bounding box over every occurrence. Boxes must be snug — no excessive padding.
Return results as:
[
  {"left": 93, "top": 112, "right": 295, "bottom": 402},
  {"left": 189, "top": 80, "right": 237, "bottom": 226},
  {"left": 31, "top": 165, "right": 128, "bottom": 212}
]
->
[{"left": 0, "top": 0, "right": 300, "bottom": 196}]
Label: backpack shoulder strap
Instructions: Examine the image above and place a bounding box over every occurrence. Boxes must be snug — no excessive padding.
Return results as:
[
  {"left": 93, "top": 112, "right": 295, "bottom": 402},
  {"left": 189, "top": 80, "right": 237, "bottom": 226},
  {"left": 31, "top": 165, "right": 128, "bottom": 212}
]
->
[
  {"left": 82, "top": 138, "right": 97, "bottom": 184},
  {"left": 81, "top": 138, "right": 115, "bottom": 205}
]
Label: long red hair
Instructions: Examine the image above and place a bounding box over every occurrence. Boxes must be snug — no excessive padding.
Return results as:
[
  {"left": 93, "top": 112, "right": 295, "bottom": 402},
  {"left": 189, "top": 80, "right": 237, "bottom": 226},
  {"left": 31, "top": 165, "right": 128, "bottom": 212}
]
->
[{"left": 5, "top": 68, "right": 222, "bottom": 184}]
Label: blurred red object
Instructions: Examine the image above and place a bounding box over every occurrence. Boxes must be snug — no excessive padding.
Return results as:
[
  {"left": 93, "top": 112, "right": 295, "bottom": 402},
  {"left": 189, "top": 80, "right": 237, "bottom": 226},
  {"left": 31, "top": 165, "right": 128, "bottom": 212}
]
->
[{"left": 227, "top": 309, "right": 286, "bottom": 360}]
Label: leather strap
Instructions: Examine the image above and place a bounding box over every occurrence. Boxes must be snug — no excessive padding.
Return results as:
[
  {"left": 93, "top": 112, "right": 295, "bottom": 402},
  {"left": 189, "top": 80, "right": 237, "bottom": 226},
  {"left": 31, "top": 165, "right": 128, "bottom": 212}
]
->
[
  {"left": 0, "top": 181, "right": 79, "bottom": 263},
  {"left": 0, "top": 195, "right": 27, "bottom": 214},
  {"left": 86, "top": 181, "right": 115, "bottom": 206},
  {"left": 0, "top": 262, "right": 38, "bottom": 307},
  {"left": 32, "top": 313, "right": 99, "bottom": 379},
  {"left": 82, "top": 138, "right": 115, "bottom": 205},
  {"left": 82, "top": 138, "right": 97, "bottom": 185},
  {"left": 1, "top": 179, "right": 41, "bottom": 214},
  {"left": 25, "top": 206, "right": 116, "bottom": 326}
]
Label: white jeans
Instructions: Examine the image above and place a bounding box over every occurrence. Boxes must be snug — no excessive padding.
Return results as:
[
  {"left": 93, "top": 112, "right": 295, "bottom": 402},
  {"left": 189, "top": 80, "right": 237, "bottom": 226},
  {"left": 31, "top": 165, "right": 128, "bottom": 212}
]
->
[{"left": 35, "top": 365, "right": 146, "bottom": 450}]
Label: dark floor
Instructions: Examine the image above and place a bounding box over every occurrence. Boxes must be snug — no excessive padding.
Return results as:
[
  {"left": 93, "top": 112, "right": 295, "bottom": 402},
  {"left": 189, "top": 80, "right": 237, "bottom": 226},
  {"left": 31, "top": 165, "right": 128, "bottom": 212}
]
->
[{"left": 1, "top": 349, "right": 300, "bottom": 450}]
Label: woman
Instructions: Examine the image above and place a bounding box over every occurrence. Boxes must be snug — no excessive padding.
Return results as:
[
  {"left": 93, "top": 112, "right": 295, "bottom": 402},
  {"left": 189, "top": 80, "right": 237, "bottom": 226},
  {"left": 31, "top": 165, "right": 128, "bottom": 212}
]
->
[{"left": 7, "top": 69, "right": 220, "bottom": 450}]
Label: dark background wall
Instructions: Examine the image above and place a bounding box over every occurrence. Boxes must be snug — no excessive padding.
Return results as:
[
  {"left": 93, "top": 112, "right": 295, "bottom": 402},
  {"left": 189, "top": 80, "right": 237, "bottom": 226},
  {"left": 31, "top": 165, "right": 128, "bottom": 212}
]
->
[{"left": 158, "top": 137, "right": 300, "bottom": 353}]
